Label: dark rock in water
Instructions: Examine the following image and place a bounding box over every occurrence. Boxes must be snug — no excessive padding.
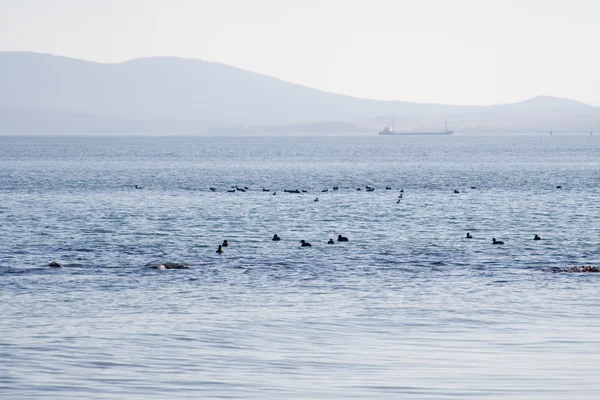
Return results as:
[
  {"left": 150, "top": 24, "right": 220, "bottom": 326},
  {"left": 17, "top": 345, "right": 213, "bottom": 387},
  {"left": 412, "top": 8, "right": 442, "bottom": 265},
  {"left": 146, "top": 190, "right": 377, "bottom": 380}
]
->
[
  {"left": 48, "top": 261, "right": 63, "bottom": 268},
  {"left": 550, "top": 265, "right": 599, "bottom": 273},
  {"left": 150, "top": 263, "right": 189, "bottom": 270}
]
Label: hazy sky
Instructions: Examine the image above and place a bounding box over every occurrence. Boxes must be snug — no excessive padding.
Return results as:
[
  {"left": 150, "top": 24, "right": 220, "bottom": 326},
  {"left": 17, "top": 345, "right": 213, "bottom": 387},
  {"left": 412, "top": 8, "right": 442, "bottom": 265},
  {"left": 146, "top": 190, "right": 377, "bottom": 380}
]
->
[{"left": 1, "top": 0, "right": 598, "bottom": 106}]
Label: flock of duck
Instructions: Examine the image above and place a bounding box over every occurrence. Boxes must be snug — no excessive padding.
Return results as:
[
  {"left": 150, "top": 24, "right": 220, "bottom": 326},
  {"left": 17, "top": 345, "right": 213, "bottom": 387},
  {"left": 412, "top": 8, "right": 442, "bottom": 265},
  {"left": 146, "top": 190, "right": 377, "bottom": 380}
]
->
[
  {"left": 201, "top": 184, "right": 556, "bottom": 252},
  {"left": 45, "top": 183, "right": 590, "bottom": 273},
  {"left": 207, "top": 184, "right": 397, "bottom": 198},
  {"left": 212, "top": 232, "right": 547, "bottom": 254},
  {"left": 215, "top": 234, "right": 350, "bottom": 254},
  {"left": 133, "top": 183, "right": 578, "bottom": 253},
  {"left": 198, "top": 185, "right": 597, "bottom": 273}
]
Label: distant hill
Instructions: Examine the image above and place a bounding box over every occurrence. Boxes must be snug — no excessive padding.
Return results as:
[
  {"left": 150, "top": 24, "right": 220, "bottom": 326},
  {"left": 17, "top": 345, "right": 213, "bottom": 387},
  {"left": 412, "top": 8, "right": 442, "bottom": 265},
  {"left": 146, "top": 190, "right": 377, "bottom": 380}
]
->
[{"left": 0, "top": 52, "right": 598, "bottom": 134}]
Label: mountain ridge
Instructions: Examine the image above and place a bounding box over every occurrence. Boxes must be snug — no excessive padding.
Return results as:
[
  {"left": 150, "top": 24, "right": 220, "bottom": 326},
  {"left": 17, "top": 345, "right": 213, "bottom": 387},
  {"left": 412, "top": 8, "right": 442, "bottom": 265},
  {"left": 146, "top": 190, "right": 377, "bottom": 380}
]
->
[{"left": 0, "top": 52, "right": 598, "bottom": 134}]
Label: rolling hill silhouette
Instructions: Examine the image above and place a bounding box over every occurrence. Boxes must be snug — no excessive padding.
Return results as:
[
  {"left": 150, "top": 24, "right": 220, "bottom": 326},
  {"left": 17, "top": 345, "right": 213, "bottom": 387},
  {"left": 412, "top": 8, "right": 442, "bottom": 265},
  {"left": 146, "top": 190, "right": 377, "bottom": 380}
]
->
[{"left": 1, "top": 52, "right": 598, "bottom": 134}]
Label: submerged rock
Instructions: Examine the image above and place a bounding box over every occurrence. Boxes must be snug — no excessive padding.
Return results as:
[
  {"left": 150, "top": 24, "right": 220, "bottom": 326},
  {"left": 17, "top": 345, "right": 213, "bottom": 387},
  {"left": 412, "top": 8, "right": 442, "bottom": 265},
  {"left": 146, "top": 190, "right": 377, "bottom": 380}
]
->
[
  {"left": 550, "top": 265, "right": 599, "bottom": 273},
  {"left": 150, "top": 263, "right": 189, "bottom": 270}
]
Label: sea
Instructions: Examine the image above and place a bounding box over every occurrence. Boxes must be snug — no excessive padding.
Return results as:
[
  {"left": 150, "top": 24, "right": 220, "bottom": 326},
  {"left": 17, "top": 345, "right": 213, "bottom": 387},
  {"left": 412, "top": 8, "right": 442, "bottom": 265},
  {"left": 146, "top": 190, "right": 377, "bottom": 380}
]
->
[{"left": 1, "top": 134, "right": 599, "bottom": 399}]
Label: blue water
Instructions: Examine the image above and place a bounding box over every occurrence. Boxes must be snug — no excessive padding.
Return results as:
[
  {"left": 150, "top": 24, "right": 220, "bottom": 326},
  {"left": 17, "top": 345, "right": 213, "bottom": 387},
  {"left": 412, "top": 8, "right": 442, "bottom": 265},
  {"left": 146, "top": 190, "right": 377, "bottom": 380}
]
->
[{"left": 1, "top": 135, "right": 600, "bottom": 399}]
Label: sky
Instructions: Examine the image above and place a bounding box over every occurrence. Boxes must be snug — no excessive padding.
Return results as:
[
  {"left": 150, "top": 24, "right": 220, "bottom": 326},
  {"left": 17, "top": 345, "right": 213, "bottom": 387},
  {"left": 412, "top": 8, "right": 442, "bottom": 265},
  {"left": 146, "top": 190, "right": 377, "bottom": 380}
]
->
[{"left": 1, "top": 0, "right": 598, "bottom": 106}]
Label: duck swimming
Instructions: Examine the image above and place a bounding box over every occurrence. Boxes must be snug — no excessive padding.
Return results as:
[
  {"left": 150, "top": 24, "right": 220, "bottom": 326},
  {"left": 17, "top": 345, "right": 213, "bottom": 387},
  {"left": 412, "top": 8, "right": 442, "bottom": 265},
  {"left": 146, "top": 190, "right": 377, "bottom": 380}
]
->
[
  {"left": 222, "top": 240, "right": 229, "bottom": 247},
  {"left": 48, "top": 261, "right": 63, "bottom": 268},
  {"left": 466, "top": 233, "right": 473, "bottom": 239},
  {"left": 216, "top": 245, "right": 225, "bottom": 254},
  {"left": 272, "top": 234, "right": 281, "bottom": 241},
  {"left": 327, "top": 239, "right": 334, "bottom": 244},
  {"left": 300, "top": 240, "right": 312, "bottom": 247},
  {"left": 337, "top": 235, "right": 349, "bottom": 242},
  {"left": 534, "top": 234, "right": 541, "bottom": 240},
  {"left": 492, "top": 238, "right": 504, "bottom": 245}
]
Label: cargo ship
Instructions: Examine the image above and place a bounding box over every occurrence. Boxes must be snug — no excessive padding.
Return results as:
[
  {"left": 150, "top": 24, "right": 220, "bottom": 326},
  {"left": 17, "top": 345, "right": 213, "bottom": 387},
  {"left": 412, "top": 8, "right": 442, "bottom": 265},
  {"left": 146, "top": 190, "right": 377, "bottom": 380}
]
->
[{"left": 379, "top": 119, "right": 453, "bottom": 135}]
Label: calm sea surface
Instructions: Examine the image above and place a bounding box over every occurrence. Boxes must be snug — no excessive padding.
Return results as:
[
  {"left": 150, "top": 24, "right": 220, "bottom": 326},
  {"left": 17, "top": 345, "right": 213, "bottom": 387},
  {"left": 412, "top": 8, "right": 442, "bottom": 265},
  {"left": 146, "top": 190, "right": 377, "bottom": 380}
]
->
[{"left": 1, "top": 135, "right": 600, "bottom": 399}]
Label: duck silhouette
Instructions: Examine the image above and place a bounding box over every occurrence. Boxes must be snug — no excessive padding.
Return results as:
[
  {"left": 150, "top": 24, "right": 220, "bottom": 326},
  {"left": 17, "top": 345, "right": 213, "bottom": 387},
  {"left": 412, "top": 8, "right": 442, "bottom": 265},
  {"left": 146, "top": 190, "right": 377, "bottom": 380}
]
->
[{"left": 300, "top": 240, "right": 312, "bottom": 247}]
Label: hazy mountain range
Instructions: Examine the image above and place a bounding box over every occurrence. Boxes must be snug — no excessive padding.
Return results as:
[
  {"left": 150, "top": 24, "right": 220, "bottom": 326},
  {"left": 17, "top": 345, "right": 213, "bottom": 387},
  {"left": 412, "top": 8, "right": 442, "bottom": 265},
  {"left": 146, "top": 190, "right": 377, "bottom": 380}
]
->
[{"left": 0, "top": 51, "right": 598, "bottom": 134}]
